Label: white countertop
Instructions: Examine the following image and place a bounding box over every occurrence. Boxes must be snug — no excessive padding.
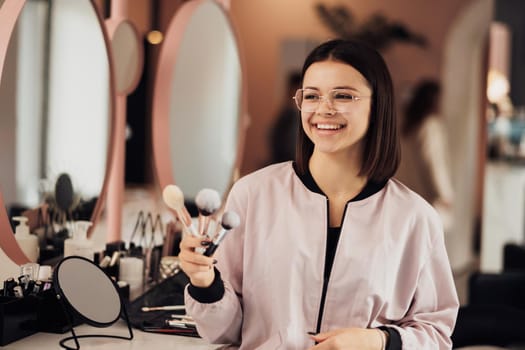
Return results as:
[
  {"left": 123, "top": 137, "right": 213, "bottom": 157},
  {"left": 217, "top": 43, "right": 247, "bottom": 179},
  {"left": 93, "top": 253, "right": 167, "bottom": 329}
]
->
[
  {"left": 2, "top": 321, "right": 222, "bottom": 349},
  {"left": 2, "top": 323, "right": 508, "bottom": 350}
]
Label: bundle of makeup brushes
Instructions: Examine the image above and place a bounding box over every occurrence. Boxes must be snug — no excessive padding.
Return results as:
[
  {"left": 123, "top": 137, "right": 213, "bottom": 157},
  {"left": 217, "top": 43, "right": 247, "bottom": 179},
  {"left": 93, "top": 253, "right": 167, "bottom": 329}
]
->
[{"left": 162, "top": 185, "right": 240, "bottom": 256}]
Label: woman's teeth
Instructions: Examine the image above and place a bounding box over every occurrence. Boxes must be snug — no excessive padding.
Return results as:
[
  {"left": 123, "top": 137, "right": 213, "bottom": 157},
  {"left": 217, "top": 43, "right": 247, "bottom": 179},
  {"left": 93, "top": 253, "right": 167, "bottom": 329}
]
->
[{"left": 316, "top": 123, "right": 343, "bottom": 130}]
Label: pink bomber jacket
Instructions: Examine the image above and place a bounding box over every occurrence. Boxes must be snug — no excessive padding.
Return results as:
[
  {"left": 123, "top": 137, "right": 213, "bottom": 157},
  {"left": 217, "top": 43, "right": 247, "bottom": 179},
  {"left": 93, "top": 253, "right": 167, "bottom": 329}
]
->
[{"left": 185, "top": 162, "right": 459, "bottom": 349}]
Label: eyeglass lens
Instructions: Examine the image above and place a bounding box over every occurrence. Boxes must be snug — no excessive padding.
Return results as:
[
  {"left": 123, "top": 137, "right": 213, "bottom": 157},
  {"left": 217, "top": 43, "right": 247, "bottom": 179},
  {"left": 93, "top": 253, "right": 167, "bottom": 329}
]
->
[{"left": 294, "top": 89, "right": 362, "bottom": 112}]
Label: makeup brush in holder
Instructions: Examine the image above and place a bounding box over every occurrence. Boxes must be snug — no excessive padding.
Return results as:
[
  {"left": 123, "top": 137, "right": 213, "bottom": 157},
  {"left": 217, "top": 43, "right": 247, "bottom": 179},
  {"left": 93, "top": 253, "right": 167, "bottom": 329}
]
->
[
  {"left": 54, "top": 173, "right": 74, "bottom": 224},
  {"left": 195, "top": 188, "right": 222, "bottom": 238}
]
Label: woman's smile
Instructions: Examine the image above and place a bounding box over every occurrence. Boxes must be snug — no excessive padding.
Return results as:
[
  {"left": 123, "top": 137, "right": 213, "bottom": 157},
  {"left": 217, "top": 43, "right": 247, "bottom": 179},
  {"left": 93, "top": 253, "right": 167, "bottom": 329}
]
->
[{"left": 314, "top": 122, "right": 346, "bottom": 131}]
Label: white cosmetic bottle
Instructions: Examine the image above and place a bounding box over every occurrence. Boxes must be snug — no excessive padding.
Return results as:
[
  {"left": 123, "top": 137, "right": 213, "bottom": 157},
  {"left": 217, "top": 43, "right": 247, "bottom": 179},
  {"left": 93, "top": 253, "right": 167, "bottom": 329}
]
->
[
  {"left": 63, "top": 221, "right": 94, "bottom": 261},
  {"left": 13, "top": 216, "right": 39, "bottom": 262}
]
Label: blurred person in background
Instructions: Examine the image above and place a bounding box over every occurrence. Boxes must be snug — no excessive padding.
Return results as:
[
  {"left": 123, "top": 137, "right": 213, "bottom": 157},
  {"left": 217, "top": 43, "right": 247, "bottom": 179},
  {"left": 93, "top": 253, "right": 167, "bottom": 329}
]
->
[{"left": 396, "top": 79, "right": 454, "bottom": 231}]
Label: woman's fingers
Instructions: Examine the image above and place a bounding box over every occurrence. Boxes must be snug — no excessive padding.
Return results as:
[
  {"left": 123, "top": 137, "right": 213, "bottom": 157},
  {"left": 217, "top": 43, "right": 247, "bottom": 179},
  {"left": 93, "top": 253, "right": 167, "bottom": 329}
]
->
[
  {"left": 310, "top": 329, "right": 341, "bottom": 342},
  {"left": 180, "top": 234, "right": 206, "bottom": 249},
  {"left": 308, "top": 328, "right": 382, "bottom": 350},
  {"left": 179, "top": 234, "right": 216, "bottom": 287},
  {"left": 180, "top": 236, "right": 212, "bottom": 260},
  {"left": 179, "top": 249, "right": 214, "bottom": 268}
]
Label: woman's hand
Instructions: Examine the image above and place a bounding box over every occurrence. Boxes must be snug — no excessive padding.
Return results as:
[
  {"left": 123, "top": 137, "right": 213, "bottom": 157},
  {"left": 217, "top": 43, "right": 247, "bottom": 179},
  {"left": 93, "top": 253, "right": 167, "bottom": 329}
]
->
[
  {"left": 179, "top": 233, "right": 216, "bottom": 287},
  {"left": 308, "top": 328, "right": 385, "bottom": 350}
]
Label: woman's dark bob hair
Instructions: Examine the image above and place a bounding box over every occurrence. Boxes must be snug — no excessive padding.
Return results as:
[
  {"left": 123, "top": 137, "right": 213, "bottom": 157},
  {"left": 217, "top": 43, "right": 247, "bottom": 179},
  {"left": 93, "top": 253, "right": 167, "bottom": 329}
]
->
[{"left": 295, "top": 39, "right": 400, "bottom": 182}]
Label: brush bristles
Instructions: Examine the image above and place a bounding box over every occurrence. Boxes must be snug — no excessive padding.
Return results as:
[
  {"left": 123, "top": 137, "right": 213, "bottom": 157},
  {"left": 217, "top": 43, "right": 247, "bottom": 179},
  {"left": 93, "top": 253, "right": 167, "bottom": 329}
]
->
[
  {"left": 221, "top": 211, "right": 240, "bottom": 230},
  {"left": 195, "top": 188, "right": 221, "bottom": 215},
  {"left": 162, "top": 185, "right": 185, "bottom": 210}
]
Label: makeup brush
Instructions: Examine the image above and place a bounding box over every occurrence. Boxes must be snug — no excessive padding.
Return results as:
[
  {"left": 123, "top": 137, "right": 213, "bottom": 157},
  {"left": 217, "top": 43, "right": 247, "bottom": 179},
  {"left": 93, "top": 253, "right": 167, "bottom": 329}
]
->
[
  {"left": 204, "top": 211, "right": 240, "bottom": 257},
  {"left": 141, "top": 305, "right": 185, "bottom": 312},
  {"left": 55, "top": 173, "right": 73, "bottom": 210},
  {"left": 162, "top": 185, "right": 199, "bottom": 238},
  {"left": 195, "top": 188, "right": 221, "bottom": 237},
  {"left": 55, "top": 173, "right": 74, "bottom": 228}
]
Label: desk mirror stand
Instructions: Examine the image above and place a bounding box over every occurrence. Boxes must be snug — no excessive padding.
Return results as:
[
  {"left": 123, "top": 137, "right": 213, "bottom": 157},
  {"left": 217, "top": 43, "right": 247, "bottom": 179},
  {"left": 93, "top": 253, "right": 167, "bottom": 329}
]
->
[{"left": 53, "top": 256, "right": 133, "bottom": 349}]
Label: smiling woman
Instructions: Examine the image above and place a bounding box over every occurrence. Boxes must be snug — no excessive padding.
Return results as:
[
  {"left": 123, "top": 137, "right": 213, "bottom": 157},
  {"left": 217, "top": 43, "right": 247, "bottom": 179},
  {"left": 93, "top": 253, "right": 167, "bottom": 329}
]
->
[
  {"left": 0, "top": 0, "right": 114, "bottom": 264},
  {"left": 179, "top": 39, "right": 458, "bottom": 350}
]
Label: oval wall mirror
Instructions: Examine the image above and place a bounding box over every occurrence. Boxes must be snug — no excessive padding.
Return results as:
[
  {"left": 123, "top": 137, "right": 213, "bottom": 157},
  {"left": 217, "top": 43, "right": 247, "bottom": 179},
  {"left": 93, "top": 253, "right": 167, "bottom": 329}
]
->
[
  {"left": 111, "top": 20, "right": 142, "bottom": 95},
  {"left": 0, "top": 0, "right": 114, "bottom": 263},
  {"left": 152, "top": 0, "right": 246, "bottom": 204}
]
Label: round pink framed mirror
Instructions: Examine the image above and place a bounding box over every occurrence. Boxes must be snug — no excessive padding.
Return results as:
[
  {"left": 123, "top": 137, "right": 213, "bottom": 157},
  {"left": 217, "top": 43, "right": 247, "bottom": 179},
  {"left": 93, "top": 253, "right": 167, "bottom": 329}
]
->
[{"left": 152, "top": 0, "right": 248, "bottom": 205}]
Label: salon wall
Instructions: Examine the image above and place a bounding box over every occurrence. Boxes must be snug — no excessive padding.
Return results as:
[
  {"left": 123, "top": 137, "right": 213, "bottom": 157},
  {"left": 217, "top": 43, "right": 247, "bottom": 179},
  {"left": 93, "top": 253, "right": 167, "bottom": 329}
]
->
[{"left": 230, "top": 0, "right": 469, "bottom": 173}]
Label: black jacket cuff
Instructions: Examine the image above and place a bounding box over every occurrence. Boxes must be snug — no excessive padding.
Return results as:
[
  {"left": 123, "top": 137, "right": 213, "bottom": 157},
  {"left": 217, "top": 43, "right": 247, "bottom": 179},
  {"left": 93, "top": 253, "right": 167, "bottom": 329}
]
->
[
  {"left": 379, "top": 326, "right": 402, "bottom": 350},
  {"left": 187, "top": 267, "right": 225, "bottom": 303}
]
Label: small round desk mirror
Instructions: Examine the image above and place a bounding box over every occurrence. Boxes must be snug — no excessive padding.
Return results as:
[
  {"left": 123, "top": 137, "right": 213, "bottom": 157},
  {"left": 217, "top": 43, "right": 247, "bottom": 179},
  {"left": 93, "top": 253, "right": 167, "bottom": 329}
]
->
[
  {"left": 53, "top": 256, "right": 133, "bottom": 349},
  {"left": 153, "top": 0, "right": 245, "bottom": 205}
]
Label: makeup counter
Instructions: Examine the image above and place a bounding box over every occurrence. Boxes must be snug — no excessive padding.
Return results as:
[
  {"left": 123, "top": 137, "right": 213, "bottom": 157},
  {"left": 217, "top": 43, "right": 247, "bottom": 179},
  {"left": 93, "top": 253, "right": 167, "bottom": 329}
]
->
[
  {"left": 0, "top": 225, "right": 221, "bottom": 349},
  {"left": 2, "top": 322, "right": 221, "bottom": 350},
  {"left": 0, "top": 186, "right": 223, "bottom": 349},
  {"left": 0, "top": 258, "right": 218, "bottom": 350}
]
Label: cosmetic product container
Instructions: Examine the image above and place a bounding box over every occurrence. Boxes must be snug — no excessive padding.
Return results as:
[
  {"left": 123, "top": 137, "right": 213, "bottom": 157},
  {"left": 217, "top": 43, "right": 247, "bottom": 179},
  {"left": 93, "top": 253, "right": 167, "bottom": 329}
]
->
[
  {"left": 37, "top": 265, "right": 52, "bottom": 281},
  {"left": 13, "top": 216, "right": 39, "bottom": 263},
  {"left": 34, "top": 288, "right": 83, "bottom": 333},
  {"left": 0, "top": 294, "right": 38, "bottom": 345},
  {"left": 63, "top": 221, "right": 94, "bottom": 260},
  {"left": 119, "top": 257, "right": 144, "bottom": 300}
]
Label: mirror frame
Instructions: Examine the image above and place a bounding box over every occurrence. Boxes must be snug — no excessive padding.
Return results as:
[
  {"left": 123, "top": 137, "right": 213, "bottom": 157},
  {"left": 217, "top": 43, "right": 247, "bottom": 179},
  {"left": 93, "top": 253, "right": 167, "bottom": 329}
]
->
[
  {"left": 104, "top": 15, "right": 143, "bottom": 243},
  {"left": 152, "top": 0, "right": 248, "bottom": 202},
  {"left": 0, "top": 0, "right": 117, "bottom": 263},
  {"left": 0, "top": 0, "right": 26, "bottom": 265}
]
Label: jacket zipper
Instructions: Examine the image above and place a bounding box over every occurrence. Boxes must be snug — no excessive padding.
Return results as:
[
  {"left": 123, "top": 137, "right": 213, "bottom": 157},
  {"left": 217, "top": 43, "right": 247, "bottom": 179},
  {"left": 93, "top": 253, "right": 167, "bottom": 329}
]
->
[
  {"left": 315, "top": 275, "right": 330, "bottom": 334},
  {"left": 314, "top": 200, "right": 349, "bottom": 334}
]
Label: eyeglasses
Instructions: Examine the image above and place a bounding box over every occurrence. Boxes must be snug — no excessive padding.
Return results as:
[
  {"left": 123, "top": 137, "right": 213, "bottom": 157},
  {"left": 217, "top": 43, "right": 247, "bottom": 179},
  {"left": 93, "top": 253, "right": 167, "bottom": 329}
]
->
[{"left": 293, "top": 88, "right": 370, "bottom": 113}]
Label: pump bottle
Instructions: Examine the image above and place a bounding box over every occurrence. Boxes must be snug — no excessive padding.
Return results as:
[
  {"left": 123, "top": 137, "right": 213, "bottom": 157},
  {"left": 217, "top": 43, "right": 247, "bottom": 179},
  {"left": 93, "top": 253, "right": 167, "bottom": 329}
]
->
[
  {"left": 63, "top": 221, "right": 94, "bottom": 260},
  {"left": 13, "top": 216, "right": 39, "bottom": 262}
]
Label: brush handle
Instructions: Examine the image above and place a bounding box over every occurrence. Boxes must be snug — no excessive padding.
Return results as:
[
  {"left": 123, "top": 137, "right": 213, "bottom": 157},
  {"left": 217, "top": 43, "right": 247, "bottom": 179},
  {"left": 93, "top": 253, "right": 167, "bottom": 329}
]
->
[
  {"left": 184, "top": 222, "right": 200, "bottom": 238},
  {"left": 175, "top": 208, "right": 199, "bottom": 238},
  {"left": 141, "top": 305, "right": 185, "bottom": 312},
  {"left": 204, "top": 244, "right": 218, "bottom": 257},
  {"left": 203, "top": 226, "right": 232, "bottom": 256}
]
